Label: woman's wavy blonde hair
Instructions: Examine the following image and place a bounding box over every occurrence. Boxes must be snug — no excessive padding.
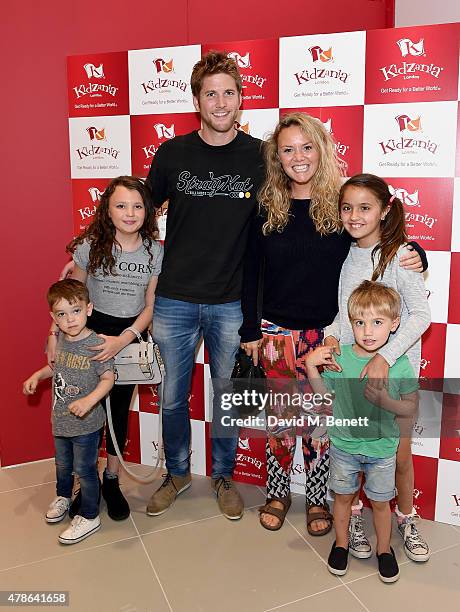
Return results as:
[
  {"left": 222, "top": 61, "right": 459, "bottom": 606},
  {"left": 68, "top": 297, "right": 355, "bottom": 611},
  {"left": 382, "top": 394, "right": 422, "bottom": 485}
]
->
[{"left": 260, "top": 112, "right": 344, "bottom": 235}]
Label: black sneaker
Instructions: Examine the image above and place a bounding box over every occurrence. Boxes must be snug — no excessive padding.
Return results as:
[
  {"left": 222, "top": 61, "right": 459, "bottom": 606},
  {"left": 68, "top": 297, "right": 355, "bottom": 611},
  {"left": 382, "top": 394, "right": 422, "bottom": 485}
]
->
[
  {"left": 102, "top": 472, "right": 130, "bottom": 521},
  {"left": 327, "top": 541, "right": 349, "bottom": 576},
  {"left": 377, "top": 546, "right": 400, "bottom": 583}
]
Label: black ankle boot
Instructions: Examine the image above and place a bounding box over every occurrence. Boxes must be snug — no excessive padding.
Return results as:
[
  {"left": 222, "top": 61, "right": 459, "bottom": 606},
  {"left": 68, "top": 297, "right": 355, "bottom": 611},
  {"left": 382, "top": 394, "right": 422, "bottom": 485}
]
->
[{"left": 102, "top": 472, "right": 130, "bottom": 520}]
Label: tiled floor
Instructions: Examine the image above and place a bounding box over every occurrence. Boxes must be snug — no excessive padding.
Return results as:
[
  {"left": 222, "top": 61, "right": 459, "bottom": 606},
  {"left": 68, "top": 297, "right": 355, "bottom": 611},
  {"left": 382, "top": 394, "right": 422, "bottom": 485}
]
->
[{"left": 1, "top": 460, "right": 459, "bottom": 612}]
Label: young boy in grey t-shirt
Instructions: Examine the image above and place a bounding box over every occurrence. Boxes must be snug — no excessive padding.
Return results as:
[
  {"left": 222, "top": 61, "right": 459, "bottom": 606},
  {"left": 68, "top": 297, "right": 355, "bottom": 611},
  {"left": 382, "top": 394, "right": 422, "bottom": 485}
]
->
[{"left": 23, "top": 280, "right": 114, "bottom": 545}]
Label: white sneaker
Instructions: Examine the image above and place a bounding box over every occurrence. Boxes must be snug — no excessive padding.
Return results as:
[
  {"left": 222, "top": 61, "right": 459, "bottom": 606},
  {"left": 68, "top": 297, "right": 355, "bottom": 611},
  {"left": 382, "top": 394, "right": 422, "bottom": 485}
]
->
[
  {"left": 58, "top": 515, "right": 101, "bottom": 545},
  {"left": 45, "top": 496, "right": 71, "bottom": 523}
]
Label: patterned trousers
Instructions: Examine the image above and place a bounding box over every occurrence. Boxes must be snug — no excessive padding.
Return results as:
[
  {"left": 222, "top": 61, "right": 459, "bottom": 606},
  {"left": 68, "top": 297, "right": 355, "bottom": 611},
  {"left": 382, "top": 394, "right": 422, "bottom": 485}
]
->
[{"left": 259, "top": 321, "right": 330, "bottom": 506}]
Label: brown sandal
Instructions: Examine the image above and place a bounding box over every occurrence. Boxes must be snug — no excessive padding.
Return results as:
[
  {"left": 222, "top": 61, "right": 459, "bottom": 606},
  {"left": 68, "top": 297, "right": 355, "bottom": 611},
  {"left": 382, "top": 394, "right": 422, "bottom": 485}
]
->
[
  {"left": 307, "top": 502, "right": 333, "bottom": 536},
  {"left": 259, "top": 497, "right": 292, "bottom": 531}
]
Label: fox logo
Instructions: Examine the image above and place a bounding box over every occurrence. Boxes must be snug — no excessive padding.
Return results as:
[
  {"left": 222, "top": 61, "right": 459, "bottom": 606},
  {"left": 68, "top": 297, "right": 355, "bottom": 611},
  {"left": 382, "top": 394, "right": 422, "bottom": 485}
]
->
[
  {"left": 396, "top": 38, "right": 425, "bottom": 57},
  {"left": 395, "top": 114, "right": 421, "bottom": 132},
  {"left": 228, "top": 51, "right": 251, "bottom": 68},
  {"left": 235, "top": 120, "right": 250, "bottom": 134},
  {"left": 309, "top": 45, "right": 333, "bottom": 63},
  {"left": 388, "top": 185, "right": 420, "bottom": 206},
  {"left": 238, "top": 438, "right": 251, "bottom": 451},
  {"left": 84, "top": 63, "right": 105, "bottom": 79},
  {"left": 153, "top": 123, "right": 175, "bottom": 140},
  {"left": 86, "top": 126, "right": 105, "bottom": 141},
  {"left": 88, "top": 187, "right": 103, "bottom": 202},
  {"left": 153, "top": 58, "right": 174, "bottom": 73}
]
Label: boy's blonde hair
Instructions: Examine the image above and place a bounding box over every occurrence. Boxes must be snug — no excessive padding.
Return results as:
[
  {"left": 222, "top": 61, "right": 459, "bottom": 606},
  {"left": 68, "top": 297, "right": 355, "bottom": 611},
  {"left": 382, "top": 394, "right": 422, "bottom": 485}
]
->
[{"left": 348, "top": 280, "right": 400, "bottom": 321}]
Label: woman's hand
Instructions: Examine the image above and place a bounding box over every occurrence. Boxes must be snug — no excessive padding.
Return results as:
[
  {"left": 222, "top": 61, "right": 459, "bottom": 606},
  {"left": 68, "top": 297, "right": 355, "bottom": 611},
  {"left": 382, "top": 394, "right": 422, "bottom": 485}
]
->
[
  {"left": 59, "top": 260, "right": 76, "bottom": 280},
  {"left": 240, "top": 340, "right": 262, "bottom": 365},
  {"left": 400, "top": 246, "right": 423, "bottom": 272},
  {"left": 360, "top": 353, "right": 389, "bottom": 390},
  {"left": 89, "top": 335, "right": 126, "bottom": 362},
  {"left": 323, "top": 336, "right": 342, "bottom": 372}
]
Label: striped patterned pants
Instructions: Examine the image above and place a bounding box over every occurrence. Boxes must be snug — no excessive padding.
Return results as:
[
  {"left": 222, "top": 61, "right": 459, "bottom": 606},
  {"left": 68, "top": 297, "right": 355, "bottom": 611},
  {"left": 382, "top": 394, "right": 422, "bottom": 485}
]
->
[{"left": 259, "top": 321, "right": 330, "bottom": 506}]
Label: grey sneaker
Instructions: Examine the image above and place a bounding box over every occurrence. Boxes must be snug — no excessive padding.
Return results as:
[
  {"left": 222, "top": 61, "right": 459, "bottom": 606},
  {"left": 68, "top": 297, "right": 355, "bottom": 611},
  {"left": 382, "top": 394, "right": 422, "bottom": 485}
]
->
[
  {"left": 146, "top": 473, "right": 191, "bottom": 516},
  {"left": 348, "top": 514, "right": 372, "bottom": 559},
  {"left": 212, "top": 477, "right": 243, "bottom": 520},
  {"left": 45, "top": 496, "right": 71, "bottom": 523},
  {"left": 398, "top": 515, "right": 430, "bottom": 562}
]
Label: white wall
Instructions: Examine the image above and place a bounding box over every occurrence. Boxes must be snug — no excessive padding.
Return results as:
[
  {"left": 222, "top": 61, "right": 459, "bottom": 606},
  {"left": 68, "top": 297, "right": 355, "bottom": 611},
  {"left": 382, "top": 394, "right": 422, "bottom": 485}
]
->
[{"left": 396, "top": 0, "right": 460, "bottom": 26}]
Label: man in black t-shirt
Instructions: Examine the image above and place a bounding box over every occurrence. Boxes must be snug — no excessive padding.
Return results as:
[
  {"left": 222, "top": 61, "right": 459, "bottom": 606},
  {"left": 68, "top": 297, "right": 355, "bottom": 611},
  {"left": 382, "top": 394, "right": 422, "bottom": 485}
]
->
[{"left": 145, "top": 51, "right": 265, "bottom": 520}]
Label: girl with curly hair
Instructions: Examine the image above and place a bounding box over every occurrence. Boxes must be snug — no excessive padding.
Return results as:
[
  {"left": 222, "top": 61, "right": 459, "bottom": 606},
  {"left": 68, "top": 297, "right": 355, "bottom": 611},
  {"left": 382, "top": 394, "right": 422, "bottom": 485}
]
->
[
  {"left": 239, "top": 113, "right": 424, "bottom": 534},
  {"left": 48, "top": 176, "right": 163, "bottom": 521}
]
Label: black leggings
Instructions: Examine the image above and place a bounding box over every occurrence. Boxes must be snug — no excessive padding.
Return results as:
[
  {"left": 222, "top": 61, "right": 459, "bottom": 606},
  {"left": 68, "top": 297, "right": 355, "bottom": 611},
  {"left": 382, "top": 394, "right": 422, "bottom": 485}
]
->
[{"left": 87, "top": 309, "right": 137, "bottom": 457}]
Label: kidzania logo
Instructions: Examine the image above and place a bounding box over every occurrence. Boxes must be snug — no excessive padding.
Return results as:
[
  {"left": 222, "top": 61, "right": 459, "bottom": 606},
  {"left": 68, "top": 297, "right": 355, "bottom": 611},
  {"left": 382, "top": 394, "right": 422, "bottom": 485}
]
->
[
  {"left": 321, "top": 118, "right": 349, "bottom": 158},
  {"left": 153, "top": 58, "right": 174, "bottom": 73},
  {"left": 142, "top": 124, "right": 175, "bottom": 159},
  {"left": 76, "top": 127, "right": 120, "bottom": 160},
  {"left": 141, "top": 59, "right": 187, "bottom": 94},
  {"left": 228, "top": 51, "right": 251, "bottom": 68},
  {"left": 235, "top": 120, "right": 250, "bottom": 134},
  {"left": 379, "top": 37, "right": 444, "bottom": 82},
  {"left": 294, "top": 45, "right": 349, "bottom": 85},
  {"left": 227, "top": 51, "right": 267, "bottom": 88},
  {"left": 236, "top": 437, "right": 262, "bottom": 470},
  {"left": 396, "top": 114, "right": 422, "bottom": 132},
  {"left": 389, "top": 183, "right": 437, "bottom": 229},
  {"left": 154, "top": 123, "right": 175, "bottom": 140},
  {"left": 309, "top": 45, "right": 333, "bottom": 62},
  {"left": 388, "top": 184, "right": 420, "bottom": 206},
  {"left": 378, "top": 114, "right": 438, "bottom": 155},
  {"left": 73, "top": 63, "right": 119, "bottom": 99},
  {"left": 77, "top": 187, "right": 103, "bottom": 221}
]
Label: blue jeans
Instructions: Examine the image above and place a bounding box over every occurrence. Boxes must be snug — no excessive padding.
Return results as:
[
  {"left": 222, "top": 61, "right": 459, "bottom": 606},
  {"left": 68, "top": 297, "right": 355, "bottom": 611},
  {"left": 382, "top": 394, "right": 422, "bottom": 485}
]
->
[
  {"left": 329, "top": 444, "right": 397, "bottom": 502},
  {"left": 54, "top": 430, "right": 101, "bottom": 519},
  {"left": 153, "top": 296, "right": 242, "bottom": 479}
]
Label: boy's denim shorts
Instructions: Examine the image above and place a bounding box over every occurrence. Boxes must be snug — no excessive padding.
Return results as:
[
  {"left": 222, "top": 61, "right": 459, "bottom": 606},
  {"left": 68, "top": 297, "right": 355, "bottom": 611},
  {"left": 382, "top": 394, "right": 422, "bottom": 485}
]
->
[{"left": 329, "top": 444, "right": 396, "bottom": 502}]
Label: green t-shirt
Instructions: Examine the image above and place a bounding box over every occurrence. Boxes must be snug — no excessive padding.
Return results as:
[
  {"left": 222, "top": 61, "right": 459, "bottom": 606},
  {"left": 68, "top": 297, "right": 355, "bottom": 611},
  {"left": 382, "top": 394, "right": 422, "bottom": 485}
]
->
[{"left": 322, "top": 344, "right": 418, "bottom": 458}]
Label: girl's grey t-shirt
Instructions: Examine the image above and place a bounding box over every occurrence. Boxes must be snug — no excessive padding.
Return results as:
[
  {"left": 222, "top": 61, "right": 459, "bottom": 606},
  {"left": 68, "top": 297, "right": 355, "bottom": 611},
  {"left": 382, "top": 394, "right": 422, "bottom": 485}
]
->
[{"left": 73, "top": 239, "right": 163, "bottom": 317}]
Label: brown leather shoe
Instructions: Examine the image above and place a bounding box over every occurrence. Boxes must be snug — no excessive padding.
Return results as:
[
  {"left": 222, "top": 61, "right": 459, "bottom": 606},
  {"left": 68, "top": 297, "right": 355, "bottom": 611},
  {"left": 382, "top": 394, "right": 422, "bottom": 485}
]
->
[
  {"left": 146, "top": 473, "right": 191, "bottom": 516},
  {"left": 211, "top": 477, "right": 244, "bottom": 520}
]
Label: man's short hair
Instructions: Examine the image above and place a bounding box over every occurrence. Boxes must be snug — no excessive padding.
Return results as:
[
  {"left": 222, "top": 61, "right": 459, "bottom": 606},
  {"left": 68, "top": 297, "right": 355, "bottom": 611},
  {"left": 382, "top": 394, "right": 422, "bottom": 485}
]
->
[
  {"left": 190, "top": 50, "right": 242, "bottom": 97},
  {"left": 348, "top": 280, "right": 400, "bottom": 321},
  {"left": 47, "top": 279, "right": 90, "bottom": 310}
]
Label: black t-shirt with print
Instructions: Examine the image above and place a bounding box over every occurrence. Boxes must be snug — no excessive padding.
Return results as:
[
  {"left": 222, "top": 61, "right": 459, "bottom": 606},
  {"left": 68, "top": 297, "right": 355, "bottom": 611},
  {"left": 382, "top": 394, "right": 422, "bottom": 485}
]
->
[{"left": 146, "top": 130, "right": 265, "bottom": 304}]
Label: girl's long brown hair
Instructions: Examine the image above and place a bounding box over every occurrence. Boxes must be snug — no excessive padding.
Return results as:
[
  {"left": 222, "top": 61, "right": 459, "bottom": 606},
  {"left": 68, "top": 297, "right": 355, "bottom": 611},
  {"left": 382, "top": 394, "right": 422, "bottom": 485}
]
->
[
  {"left": 339, "top": 173, "right": 407, "bottom": 280},
  {"left": 67, "top": 176, "right": 159, "bottom": 275}
]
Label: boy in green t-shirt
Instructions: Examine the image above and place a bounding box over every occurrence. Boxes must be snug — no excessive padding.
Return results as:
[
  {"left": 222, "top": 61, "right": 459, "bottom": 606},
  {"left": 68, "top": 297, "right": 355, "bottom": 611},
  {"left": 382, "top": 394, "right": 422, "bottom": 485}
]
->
[{"left": 306, "top": 281, "right": 418, "bottom": 583}]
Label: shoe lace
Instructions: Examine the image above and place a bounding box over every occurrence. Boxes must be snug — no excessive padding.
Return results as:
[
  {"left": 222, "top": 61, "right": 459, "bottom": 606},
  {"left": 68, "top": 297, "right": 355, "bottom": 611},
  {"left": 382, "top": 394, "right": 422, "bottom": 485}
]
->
[
  {"left": 403, "top": 516, "right": 427, "bottom": 546},
  {"left": 350, "top": 515, "right": 367, "bottom": 544},
  {"left": 160, "top": 473, "right": 177, "bottom": 491},
  {"left": 216, "top": 477, "right": 232, "bottom": 492}
]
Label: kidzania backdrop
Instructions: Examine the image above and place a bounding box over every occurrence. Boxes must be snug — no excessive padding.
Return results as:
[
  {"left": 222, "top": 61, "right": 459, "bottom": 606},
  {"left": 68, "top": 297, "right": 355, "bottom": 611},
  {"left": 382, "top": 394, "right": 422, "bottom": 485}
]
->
[{"left": 67, "top": 22, "right": 460, "bottom": 526}]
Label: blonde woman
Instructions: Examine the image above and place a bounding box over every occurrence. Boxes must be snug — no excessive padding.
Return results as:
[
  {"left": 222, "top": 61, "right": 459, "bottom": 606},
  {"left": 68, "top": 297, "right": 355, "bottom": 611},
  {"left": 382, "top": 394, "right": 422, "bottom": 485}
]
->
[{"left": 239, "top": 113, "right": 424, "bottom": 534}]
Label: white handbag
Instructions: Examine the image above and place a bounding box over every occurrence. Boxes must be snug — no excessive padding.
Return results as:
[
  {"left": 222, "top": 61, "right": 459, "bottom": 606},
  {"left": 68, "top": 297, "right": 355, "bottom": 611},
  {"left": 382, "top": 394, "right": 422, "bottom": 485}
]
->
[{"left": 113, "top": 327, "right": 163, "bottom": 385}]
